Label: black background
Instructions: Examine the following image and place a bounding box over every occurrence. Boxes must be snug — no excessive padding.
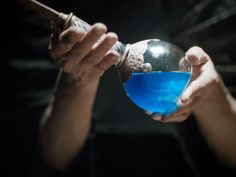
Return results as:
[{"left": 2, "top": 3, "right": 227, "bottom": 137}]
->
[{"left": 1, "top": 0, "right": 236, "bottom": 177}]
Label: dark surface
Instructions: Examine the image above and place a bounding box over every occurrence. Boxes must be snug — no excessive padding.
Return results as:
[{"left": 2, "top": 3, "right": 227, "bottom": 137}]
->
[{"left": 1, "top": 0, "right": 236, "bottom": 177}]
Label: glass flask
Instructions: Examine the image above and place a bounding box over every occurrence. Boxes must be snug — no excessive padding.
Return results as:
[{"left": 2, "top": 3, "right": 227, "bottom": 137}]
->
[
  {"left": 68, "top": 14, "right": 192, "bottom": 116},
  {"left": 120, "top": 39, "right": 192, "bottom": 116},
  {"left": 19, "top": 0, "right": 192, "bottom": 115}
]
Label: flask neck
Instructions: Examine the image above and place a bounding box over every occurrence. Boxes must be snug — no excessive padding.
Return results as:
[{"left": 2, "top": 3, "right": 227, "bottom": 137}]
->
[{"left": 112, "top": 42, "right": 129, "bottom": 67}]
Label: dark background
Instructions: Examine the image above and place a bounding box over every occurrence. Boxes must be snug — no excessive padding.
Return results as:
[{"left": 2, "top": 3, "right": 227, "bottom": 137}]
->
[{"left": 1, "top": 0, "right": 236, "bottom": 177}]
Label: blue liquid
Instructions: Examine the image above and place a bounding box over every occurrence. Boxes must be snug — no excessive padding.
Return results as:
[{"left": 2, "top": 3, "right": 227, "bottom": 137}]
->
[{"left": 124, "top": 71, "right": 191, "bottom": 115}]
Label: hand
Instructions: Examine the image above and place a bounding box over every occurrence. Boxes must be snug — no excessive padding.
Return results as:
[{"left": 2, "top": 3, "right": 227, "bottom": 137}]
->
[
  {"left": 152, "top": 46, "right": 220, "bottom": 122},
  {"left": 49, "top": 23, "right": 120, "bottom": 84}
]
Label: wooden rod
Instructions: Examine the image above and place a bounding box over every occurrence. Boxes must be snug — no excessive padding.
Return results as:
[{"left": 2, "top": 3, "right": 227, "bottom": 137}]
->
[{"left": 17, "top": 0, "right": 60, "bottom": 21}]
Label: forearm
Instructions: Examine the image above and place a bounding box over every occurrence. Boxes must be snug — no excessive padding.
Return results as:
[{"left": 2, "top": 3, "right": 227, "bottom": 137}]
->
[
  {"left": 193, "top": 75, "right": 236, "bottom": 167},
  {"left": 40, "top": 72, "right": 99, "bottom": 170}
]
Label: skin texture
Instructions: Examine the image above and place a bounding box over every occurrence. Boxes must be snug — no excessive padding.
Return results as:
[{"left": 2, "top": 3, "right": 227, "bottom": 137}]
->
[
  {"left": 40, "top": 23, "right": 236, "bottom": 171},
  {"left": 40, "top": 23, "right": 120, "bottom": 170},
  {"left": 152, "top": 47, "right": 236, "bottom": 167}
]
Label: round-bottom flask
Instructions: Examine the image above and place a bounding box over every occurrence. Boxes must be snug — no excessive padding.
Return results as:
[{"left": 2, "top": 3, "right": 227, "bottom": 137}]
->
[{"left": 119, "top": 39, "right": 192, "bottom": 116}]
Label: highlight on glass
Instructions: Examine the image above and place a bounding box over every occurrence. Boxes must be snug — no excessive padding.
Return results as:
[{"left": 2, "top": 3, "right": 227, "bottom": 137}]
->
[{"left": 122, "top": 40, "right": 192, "bottom": 116}]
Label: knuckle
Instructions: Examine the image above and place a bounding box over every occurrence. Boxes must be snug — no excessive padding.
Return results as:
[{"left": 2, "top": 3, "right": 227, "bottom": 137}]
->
[
  {"left": 74, "top": 70, "right": 88, "bottom": 81},
  {"left": 61, "top": 60, "right": 73, "bottom": 72}
]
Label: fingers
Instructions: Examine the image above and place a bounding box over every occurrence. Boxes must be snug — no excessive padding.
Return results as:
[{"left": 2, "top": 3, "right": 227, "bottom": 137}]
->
[
  {"left": 160, "top": 99, "right": 195, "bottom": 122},
  {"left": 151, "top": 46, "right": 217, "bottom": 123},
  {"left": 185, "top": 46, "right": 209, "bottom": 66},
  {"left": 61, "top": 32, "right": 118, "bottom": 74},
  {"left": 49, "top": 21, "right": 121, "bottom": 82},
  {"left": 50, "top": 26, "right": 85, "bottom": 60},
  {"left": 181, "top": 79, "right": 204, "bottom": 103},
  {"left": 181, "top": 46, "right": 213, "bottom": 103},
  {"left": 152, "top": 115, "right": 162, "bottom": 121},
  {"left": 96, "top": 51, "right": 120, "bottom": 71},
  {"left": 49, "top": 23, "right": 107, "bottom": 64},
  {"left": 78, "top": 51, "right": 120, "bottom": 82},
  {"left": 151, "top": 98, "right": 196, "bottom": 123},
  {"left": 63, "top": 23, "right": 107, "bottom": 65},
  {"left": 81, "top": 32, "right": 118, "bottom": 66},
  {"left": 162, "top": 113, "right": 190, "bottom": 123},
  {"left": 152, "top": 112, "right": 189, "bottom": 123}
]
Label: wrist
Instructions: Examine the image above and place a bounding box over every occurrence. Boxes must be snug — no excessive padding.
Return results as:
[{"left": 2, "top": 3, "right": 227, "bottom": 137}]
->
[
  {"left": 57, "top": 72, "right": 100, "bottom": 94},
  {"left": 193, "top": 75, "right": 228, "bottom": 117}
]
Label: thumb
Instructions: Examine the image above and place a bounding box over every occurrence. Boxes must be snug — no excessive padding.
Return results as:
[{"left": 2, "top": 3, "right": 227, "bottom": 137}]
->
[{"left": 185, "top": 46, "right": 208, "bottom": 66}]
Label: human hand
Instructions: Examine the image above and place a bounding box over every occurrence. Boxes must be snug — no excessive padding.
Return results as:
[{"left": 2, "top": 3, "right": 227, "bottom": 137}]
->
[
  {"left": 152, "top": 46, "right": 220, "bottom": 122},
  {"left": 49, "top": 22, "right": 120, "bottom": 84}
]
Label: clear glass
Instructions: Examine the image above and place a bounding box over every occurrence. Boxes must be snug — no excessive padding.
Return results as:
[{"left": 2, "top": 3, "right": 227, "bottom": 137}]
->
[
  {"left": 20, "top": 0, "right": 192, "bottom": 116},
  {"left": 71, "top": 17, "right": 192, "bottom": 116},
  {"left": 120, "top": 39, "right": 192, "bottom": 116}
]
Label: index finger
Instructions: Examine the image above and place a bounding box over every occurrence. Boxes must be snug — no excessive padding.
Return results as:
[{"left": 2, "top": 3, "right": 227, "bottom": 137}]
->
[{"left": 49, "top": 26, "right": 85, "bottom": 60}]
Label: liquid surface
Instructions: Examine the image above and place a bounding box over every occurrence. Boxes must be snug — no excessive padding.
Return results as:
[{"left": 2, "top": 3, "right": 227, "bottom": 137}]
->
[{"left": 124, "top": 71, "right": 191, "bottom": 115}]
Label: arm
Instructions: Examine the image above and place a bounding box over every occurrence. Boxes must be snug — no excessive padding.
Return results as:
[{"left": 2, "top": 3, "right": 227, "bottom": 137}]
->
[
  {"left": 193, "top": 74, "right": 236, "bottom": 167},
  {"left": 40, "top": 23, "right": 119, "bottom": 171},
  {"left": 152, "top": 46, "right": 236, "bottom": 167}
]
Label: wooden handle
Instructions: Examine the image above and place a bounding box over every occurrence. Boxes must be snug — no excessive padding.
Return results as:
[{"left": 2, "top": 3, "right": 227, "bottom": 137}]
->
[{"left": 17, "top": 0, "right": 60, "bottom": 21}]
